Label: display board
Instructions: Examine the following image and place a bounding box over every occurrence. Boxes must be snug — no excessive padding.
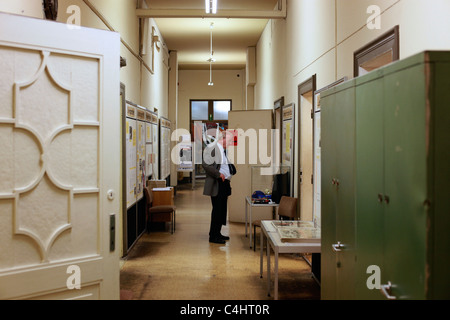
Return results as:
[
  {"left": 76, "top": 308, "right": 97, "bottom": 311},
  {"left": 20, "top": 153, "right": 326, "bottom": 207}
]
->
[
  {"left": 282, "top": 103, "right": 295, "bottom": 194},
  {"left": 152, "top": 116, "right": 159, "bottom": 180},
  {"left": 177, "top": 134, "right": 193, "bottom": 171},
  {"left": 159, "top": 117, "right": 171, "bottom": 180},
  {"left": 136, "top": 106, "right": 147, "bottom": 201},
  {"left": 145, "top": 110, "right": 154, "bottom": 179},
  {"left": 125, "top": 103, "right": 137, "bottom": 209},
  {"left": 228, "top": 110, "right": 274, "bottom": 223}
]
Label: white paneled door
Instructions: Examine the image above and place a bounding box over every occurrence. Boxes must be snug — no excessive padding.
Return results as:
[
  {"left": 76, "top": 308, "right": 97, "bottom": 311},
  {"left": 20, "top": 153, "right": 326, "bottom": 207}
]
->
[{"left": 0, "top": 13, "right": 121, "bottom": 299}]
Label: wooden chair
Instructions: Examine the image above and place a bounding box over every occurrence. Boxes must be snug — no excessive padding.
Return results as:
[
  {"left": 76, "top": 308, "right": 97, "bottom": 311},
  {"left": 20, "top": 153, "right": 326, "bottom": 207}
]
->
[
  {"left": 253, "top": 196, "right": 297, "bottom": 251},
  {"left": 144, "top": 186, "right": 176, "bottom": 234}
]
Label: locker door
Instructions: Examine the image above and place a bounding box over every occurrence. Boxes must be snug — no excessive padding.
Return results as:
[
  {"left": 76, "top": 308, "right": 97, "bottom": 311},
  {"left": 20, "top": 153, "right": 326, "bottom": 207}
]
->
[
  {"left": 333, "top": 85, "right": 356, "bottom": 300},
  {"left": 320, "top": 91, "right": 338, "bottom": 299},
  {"left": 355, "top": 77, "right": 385, "bottom": 299},
  {"left": 383, "top": 64, "right": 427, "bottom": 299}
]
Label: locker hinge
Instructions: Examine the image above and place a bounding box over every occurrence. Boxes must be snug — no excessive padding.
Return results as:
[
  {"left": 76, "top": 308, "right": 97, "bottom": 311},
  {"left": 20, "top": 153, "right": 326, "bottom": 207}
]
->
[
  {"left": 311, "top": 109, "right": 314, "bottom": 119},
  {"left": 311, "top": 174, "right": 314, "bottom": 184}
]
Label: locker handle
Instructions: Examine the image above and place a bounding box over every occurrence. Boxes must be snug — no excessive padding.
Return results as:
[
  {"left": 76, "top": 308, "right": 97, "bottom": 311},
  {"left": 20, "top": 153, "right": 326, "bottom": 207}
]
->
[
  {"left": 377, "top": 194, "right": 383, "bottom": 203},
  {"left": 380, "top": 282, "right": 397, "bottom": 300},
  {"left": 332, "top": 241, "right": 344, "bottom": 252},
  {"left": 331, "top": 179, "right": 340, "bottom": 186}
]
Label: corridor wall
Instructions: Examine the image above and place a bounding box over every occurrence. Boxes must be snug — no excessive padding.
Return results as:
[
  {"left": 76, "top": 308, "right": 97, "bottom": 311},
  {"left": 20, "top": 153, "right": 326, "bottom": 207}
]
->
[{"left": 253, "top": 0, "right": 450, "bottom": 221}]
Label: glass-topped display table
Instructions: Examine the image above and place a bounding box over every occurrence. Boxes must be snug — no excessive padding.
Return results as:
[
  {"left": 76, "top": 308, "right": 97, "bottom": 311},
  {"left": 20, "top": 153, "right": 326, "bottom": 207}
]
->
[{"left": 260, "top": 220, "right": 321, "bottom": 300}]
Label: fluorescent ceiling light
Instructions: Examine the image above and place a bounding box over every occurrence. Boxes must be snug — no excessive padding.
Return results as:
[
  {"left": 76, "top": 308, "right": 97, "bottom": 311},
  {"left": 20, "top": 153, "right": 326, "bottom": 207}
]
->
[{"left": 205, "top": 0, "right": 218, "bottom": 14}]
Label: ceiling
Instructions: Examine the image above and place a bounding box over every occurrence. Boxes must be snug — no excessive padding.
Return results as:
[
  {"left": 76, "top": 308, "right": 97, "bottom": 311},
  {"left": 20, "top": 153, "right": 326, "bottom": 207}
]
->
[{"left": 142, "top": 0, "right": 282, "bottom": 70}]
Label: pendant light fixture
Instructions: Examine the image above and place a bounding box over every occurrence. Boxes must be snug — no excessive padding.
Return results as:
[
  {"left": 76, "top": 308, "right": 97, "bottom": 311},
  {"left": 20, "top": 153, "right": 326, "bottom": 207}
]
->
[
  {"left": 205, "top": 0, "right": 218, "bottom": 14},
  {"left": 208, "top": 22, "right": 215, "bottom": 86}
]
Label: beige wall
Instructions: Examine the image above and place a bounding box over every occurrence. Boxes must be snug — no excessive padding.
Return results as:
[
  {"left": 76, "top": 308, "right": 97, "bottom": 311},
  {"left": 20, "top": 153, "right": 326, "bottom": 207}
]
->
[
  {"left": 0, "top": 0, "right": 44, "bottom": 18},
  {"left": 0, "top": 0, "right": 170, "bottom": 117},
  {"left": 256, "top": 0, "right": 450, "bottom": 109},
  {"left": 254, "top": 19, "right": 286, "bottom": 109},
  {"left": 254, "top": 0, "right": 450, "bottom": 213},
  {"left": 177, "top": 69, "right": 246, "bottom": 133}
]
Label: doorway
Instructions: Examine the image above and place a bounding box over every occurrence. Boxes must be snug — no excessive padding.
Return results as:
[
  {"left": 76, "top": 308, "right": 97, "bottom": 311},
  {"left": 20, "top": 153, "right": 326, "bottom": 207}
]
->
[{"left": 297, "top": 76, "right": 316, "bottom": 221}]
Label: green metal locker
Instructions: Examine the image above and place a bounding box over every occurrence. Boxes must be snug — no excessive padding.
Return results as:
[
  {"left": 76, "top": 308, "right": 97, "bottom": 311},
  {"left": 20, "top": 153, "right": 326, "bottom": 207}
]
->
[
  {"left": 320, "top": 89, "right": 338, "bottom": 299},
  {"left": 354, "top": 70, "right": 385, "bottom": 300},
  {"left": 321, "top": 81, "right": 356, "bottom": 300},
  {"left": 321, "top": 51, "right": 450, "bottom": 300}
]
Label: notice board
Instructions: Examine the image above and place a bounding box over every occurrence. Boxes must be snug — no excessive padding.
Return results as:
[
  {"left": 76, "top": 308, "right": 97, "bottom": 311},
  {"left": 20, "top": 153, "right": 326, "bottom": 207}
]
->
[
  {"left": 125, "top": 103, "right": 137, "bottom": 209},
  {"left": 159, "top": 117, "right": 171, "bottom": 180}
]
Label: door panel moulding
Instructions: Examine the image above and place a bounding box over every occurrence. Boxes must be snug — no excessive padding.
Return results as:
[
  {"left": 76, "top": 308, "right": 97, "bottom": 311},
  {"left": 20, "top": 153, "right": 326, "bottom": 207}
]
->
[{"left": 136, "top": 0, "right": 286, "bottom": 19}]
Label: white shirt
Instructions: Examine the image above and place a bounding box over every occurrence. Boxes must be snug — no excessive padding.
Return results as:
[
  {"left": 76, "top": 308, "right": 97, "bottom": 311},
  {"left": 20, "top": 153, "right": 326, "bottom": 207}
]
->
[{"left": 217, "top": 143, "right": 232, "bottom": 180}]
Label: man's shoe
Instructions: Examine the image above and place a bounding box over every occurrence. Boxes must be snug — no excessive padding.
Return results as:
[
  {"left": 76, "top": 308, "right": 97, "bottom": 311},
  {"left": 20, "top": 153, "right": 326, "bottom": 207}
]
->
[
  {"left": 220, "top": 235, "right": 230, "bottom": 241},
  {"left": 209, "top": 237, "right": 225, "bottom": 244}
]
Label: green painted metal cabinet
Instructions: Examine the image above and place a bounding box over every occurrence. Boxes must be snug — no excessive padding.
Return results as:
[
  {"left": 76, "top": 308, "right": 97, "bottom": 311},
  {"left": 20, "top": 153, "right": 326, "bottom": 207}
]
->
[
  {"left": 321, "top": 51, "right": 450, "bottom": 300},
  {"left": 320, "top": 81, "right": 356, "bottom": 300}
]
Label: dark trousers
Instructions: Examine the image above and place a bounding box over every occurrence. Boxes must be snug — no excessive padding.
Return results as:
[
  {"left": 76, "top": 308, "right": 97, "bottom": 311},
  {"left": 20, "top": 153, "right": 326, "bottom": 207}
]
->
[{"left": 209, "top": 179, "right": 230, "bottom": 239}]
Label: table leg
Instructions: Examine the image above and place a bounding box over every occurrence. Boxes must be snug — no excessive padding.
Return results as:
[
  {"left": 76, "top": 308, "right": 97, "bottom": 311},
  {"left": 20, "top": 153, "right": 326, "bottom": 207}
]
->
[
  {"left": 267, "top": 237, "right": 271, "bottom": 297},
  {"left": 249, "top": 205, "right": 253, "bottom": 248},
  {"left": 274, "top": 249, "right": 279, "bottom": 300},
  {"left": 260, "top": 228, "right": 264, "bottom": 278},
  {"left": 245, "top": 199, "right": 248, "bottom": 237}
]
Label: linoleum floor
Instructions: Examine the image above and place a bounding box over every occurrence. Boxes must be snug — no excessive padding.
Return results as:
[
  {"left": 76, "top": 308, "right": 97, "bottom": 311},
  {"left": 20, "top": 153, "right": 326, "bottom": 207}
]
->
[{"left": 119, "top": 181, "right": 320, "bottom": 300}]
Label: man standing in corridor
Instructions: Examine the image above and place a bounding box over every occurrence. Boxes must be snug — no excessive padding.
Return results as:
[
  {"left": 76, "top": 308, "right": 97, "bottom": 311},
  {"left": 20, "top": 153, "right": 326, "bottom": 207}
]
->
[{"left": 202, "top": 131, "right": 236, "bottom": 244}]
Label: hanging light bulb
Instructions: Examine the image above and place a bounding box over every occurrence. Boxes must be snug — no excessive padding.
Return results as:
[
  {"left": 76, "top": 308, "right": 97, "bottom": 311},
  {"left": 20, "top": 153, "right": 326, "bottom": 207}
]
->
[
  {"left": 208, "top": 62, "right": 214, "bottom": 86},
  {"left": 208, "top": 22, "right": 214, "bottom": 86}
]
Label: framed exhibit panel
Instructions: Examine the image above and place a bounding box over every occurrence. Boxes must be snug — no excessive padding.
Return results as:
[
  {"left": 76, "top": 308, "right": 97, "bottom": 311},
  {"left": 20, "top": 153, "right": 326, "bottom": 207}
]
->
[
  {"left": 228, "top": 110, "right": 274, "bottom": 223},
  {"left": 145, "top": 110, "right": 154, "bottom": 179},
  {"left": 281, "top": 103, "right": 295, "bottom": 195},
  {"left": 124, "top": 101, "right": 147, "bottom": 253},
  {"left": 273, "top": 97, "right": 284, "bottom": 165},
  {"left": 177, "top": 135, "right": 193, "bottom": 171},
  {"left": 159, "top": 117, "right": 171, "bottom": 181},
  {"left": 125, "top": 103, "right": 137, "bottom": 209},
  {"left": 136, "top": 106, "right": 147, "bottom": 202},
  {"left": 152, "top": 116, "right": 159, "bottom": 180}
]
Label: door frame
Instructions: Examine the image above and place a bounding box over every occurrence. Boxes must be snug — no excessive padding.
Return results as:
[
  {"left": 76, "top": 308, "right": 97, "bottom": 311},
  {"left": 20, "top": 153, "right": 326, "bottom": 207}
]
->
[{"left": 297, "top": 75, "right": 316, "bottom": 219}]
